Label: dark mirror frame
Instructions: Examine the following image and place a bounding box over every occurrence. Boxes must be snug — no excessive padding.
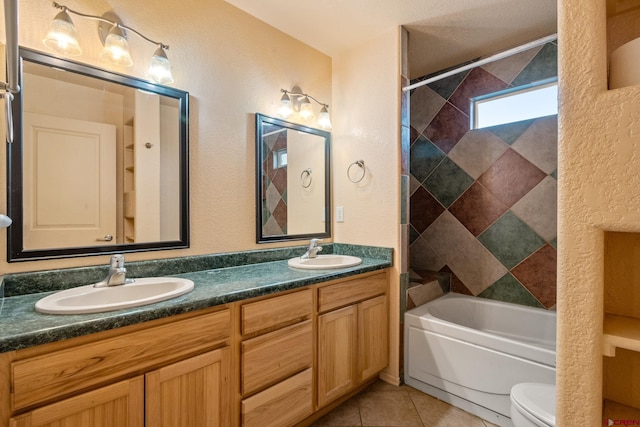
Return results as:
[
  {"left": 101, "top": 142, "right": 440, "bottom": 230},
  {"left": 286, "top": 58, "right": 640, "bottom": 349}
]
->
[
  {"left": 255, "top": 113, "right": 331, "bottom": 243},
  {"left": 7, "top": 47, "right": 190, "bottom": 261}
]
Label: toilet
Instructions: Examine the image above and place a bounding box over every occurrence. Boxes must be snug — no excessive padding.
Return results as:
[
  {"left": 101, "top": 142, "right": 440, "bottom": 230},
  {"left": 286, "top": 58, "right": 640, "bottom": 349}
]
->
[{"left": 510, "top": 383, "right": 556, "bottom": 427}]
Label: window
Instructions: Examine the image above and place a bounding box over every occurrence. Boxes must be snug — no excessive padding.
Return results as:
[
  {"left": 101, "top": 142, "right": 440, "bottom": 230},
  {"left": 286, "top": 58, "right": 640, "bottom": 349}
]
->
[
  {"left": 470, "top": 78, "right": 558, "bottom": 129},
  {"left": 273, "top": 148, "right": 287, "bottom": 169}
]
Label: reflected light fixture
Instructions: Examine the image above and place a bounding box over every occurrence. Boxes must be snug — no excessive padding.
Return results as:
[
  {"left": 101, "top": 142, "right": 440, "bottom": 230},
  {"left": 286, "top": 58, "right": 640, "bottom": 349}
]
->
[
  {"left": 279, "top": 86, "right": 331, "bottom": 130},
  {"left": 43, "top": 2, "right": 174, "bottom": 84}
]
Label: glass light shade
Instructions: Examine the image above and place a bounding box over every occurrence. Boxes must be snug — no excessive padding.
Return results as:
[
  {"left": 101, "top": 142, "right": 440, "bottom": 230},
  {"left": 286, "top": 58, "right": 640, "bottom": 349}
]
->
[
  {"left": 278, "top": 93, "right": 293, "bottom": 118},
  {"left": 100, "top": 26, "right": 133, "bottom": 67},
  {"left": 299, "top": 97, "right": 313, "bottom": 120},
  {"left": 317, "top": 106, "right": 332, "bottom": 130},
  {"left": 146, "top": 47, "right": 174, "bottom": 84},
  {"left": 42, "top": 10, "right": 82, "bottom": 56}
]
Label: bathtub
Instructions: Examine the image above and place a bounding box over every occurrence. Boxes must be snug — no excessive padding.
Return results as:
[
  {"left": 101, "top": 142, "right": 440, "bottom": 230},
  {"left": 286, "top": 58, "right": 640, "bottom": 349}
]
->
[{"left": 404, "top": 293, "right": 556, "bottom": 427}]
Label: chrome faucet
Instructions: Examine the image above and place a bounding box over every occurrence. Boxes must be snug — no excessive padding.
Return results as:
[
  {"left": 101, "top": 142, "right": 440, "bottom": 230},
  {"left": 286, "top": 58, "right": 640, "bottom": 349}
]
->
[
  {"left": 301, "top": 238, "right": 323, "bottom": 259},
  {"left": 94, "top": 254, "right": 134, "bottom": 287}
]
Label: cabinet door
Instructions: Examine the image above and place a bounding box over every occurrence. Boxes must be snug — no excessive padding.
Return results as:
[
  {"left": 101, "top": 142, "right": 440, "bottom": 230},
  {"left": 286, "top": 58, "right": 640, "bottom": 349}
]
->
[
  {"left": 146, "top": 347, "right": 230, "bottom": 427},
  {"left": 9, "top": 376, "right": 144, "bottom": 427},
  {"left": 317, "top": 305, "right": 358, "bottom": 408},
  {"left": 359, "top": 295, "right": 389, "bottom": 381}
]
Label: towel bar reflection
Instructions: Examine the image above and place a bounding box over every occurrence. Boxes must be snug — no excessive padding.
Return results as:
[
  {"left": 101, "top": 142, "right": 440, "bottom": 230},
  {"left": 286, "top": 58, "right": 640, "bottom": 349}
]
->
[
  {"left": 347, "top": 160, "right": 365, "bottom": 183},
  {"left": 301, "top": 168, "right": 312, "bottom": 188}
]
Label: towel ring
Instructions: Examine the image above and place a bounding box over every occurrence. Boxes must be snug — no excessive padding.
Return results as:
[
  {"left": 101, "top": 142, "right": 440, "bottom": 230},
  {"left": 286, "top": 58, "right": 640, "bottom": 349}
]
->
[
  {"left": 301, "top": 168, "right": 312, "bottom": 188},
  {"left": 347, "top": 160, "right": 366, "bottom": 183}
]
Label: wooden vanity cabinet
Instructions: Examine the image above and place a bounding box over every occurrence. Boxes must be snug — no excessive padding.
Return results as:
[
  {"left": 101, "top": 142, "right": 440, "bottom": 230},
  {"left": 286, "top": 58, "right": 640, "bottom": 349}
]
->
[
  {"left": 316, "top": 273, "right": 388, "bottom": 408},
  {"left": 5, "top": 308, "right": 232, "bottom": 427},
  {"left": 2, "top": 268, "right": 390, "bottom": 427}
]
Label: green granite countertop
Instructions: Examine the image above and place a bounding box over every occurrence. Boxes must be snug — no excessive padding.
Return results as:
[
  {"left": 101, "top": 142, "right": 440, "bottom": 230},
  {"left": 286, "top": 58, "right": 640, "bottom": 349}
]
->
[{"left": 0, "top": 244, "right": 392, "bottom": 353}]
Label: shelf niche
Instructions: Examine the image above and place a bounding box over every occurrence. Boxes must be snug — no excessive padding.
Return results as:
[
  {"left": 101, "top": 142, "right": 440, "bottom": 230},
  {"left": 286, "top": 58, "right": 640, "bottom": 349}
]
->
[
  {"left": 603, "top": 231, "right": 640, "bottom": 411},
  {"left": 607, "top": 0, "right": 640, "bottom": 89}
]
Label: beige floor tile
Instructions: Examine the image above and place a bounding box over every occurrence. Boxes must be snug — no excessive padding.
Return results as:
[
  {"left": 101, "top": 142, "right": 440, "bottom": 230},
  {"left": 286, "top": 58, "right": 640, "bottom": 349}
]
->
[
  {"left": 408, "top": 389, "right": 486, "bottom": 427},
  {"left": 311, "top": 397, "right": 362, "bottom": 427},
  {"left": 358, "top": 389, "right": 424, "bottom": 427},
  {"left": 314, "top": 380, "right": 501, "bottom": 427}
]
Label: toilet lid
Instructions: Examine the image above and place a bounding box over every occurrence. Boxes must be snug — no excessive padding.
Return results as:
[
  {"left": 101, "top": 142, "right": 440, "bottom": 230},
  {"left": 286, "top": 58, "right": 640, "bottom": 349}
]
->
[{"left": 511, "top": 383, "right": 556, "bottom": 426}]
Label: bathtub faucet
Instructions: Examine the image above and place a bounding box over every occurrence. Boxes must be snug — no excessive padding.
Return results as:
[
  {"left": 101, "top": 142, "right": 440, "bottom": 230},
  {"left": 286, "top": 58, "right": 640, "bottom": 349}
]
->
[
  {"left": 94, "top": 254, "right": 135, "bottom": 287},
  {"left": 301, "top": 238, "right": 323, "bottom": 259}
]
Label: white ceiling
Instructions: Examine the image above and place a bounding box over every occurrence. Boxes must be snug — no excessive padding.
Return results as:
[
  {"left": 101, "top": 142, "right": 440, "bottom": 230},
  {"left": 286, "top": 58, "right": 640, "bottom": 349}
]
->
[{"left": 224, "top": 0, "right": 557, "bottom": 79}]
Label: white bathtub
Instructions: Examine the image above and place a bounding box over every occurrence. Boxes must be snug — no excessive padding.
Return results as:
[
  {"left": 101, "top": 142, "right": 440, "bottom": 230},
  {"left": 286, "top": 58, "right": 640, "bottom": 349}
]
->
[{"left": 404, "top": 293, "right": 556, "bottom": 427}]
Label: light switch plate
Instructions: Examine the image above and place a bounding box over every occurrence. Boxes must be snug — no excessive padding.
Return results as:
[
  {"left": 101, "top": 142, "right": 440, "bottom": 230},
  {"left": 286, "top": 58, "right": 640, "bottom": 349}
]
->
[{"left": 336, "top": 206, "right": 344, "bottom": 222}]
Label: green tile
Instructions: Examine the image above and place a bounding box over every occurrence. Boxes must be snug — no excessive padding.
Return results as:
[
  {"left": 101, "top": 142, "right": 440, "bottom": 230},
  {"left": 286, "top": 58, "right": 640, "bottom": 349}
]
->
[
  {"left": 401, "top": 175, "right": 409, "bottom": 224},
  {"left": 551, "top": 237, "right": 557, "bottom": 249},
  {"left": 478, "top": 273, "right": 544, "bottom": 308},
  {"left": 409, "top": 226, "right": 421, "bottom": 244},
  {"left": 550, "top": 169, "right": 558, "bottom": 180},
  {"left": 410, "top": 135, "right": 446, "bottom": 182},
  {"left": 426, "top": 65, "right": 473, "bottom": 100},
  {"left": 478, "top": 211, "right": 545, "bottom": 269},
  {"left": 423, "top": 158, "right": 474, "bottom": 207},
  {"left": 486, "top": 119, "right": 534, "bottom": 145},
  {"left": 511, "top": 43, "right": 557, "bottom": 87}
]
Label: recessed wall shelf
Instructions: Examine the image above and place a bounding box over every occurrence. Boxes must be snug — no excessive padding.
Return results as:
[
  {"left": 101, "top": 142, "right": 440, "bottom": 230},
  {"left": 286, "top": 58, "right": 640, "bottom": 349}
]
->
[{"left": 603, "top": 314, "right": 640, "bottom": 357}]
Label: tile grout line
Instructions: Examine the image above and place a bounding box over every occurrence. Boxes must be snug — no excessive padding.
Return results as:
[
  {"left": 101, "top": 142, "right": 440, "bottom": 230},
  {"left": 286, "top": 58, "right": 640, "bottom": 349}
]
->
[{"left": 406, "top": 388, "right": 427, "bottom": 427}]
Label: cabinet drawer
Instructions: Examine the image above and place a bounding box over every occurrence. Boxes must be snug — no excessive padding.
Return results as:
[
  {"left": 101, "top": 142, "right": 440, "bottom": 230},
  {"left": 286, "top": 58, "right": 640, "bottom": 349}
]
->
[
  {"left": 12, "top": 308, "right": 230, "bottom": 411},
  {"left": 242, "top": 368, "right": 313, "bottom": 427},
  {"left": 242, "top": 288, "right": 312, "bottom": 335},
  {"left": 242, "top": 320, "right": 312, "bottom": 395},
  {"left": 318, "top": 273, "right": 386, "bottom": 313}
]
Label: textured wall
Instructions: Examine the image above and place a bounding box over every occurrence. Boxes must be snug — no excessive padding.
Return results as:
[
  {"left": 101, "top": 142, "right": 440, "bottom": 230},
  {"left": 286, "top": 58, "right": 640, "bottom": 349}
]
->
[
  {"left": 332, "top": 28, "right": 402, "bottom": 383},
  {"left": 408, "top": 42, "right": 558, "bottom": 310},
  {"left": 0, "top": 0, "right": 331, "bottom": 273},
  {"left": 558, "top": 0, "right": 640, "bottom": 425}
]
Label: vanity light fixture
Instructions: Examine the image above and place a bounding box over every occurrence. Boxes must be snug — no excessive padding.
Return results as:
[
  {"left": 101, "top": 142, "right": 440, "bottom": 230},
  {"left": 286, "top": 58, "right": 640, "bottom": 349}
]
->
[
  {"left": 43, "top": 2, "right": 174, "bottom": 84},
  {"left": 279, "top": 86, "right": 332, "bottom": 130}
]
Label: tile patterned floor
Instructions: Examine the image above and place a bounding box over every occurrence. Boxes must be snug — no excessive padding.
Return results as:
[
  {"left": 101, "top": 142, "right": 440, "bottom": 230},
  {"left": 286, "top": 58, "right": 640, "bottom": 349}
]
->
[{"left": 310, "top": 380, "right": 500, "bottom": 427}]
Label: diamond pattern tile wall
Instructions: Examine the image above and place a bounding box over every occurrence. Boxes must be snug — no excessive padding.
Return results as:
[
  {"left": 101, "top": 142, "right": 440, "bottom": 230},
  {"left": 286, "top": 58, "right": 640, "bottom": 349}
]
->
[
  {"left": 477, "top": 149, "right": 546, "bottom": 207},
  {"left": 424, "top": 102, "right": 469, "bottom": 154},
  {"left": 408, "top": 41, "right": 558, "bottom": 309},
  {"left": 478, "top": 211, "right": 545, "bottom": 269},
  {"left": 423, "top": 158, "right": 474, "bottom": 207}
]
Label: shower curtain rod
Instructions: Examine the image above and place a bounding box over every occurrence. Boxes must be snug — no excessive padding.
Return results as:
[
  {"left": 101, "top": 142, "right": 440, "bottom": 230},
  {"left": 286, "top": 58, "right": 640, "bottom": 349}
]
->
[{"left": 402, "top": 33, "right": 558, "bottom": 92}]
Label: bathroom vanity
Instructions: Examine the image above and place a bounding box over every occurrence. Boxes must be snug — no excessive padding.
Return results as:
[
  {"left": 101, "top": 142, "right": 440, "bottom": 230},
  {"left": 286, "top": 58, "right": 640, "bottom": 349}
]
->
[{"left": 0, "top": 246, "right": 391, "bottom": 427}]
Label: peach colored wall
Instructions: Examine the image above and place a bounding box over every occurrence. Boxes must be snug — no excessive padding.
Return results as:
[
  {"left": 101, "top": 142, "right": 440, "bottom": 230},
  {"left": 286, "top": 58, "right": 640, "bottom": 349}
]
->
[
  {"left": 558, "top": 0, "right": 640, "bottom": 425},
  {"left": 0, "top": 0, "right": 331, "bottom": 273},
  {"left": 332, "top": 28, "right": 402, "bottom": 383}
]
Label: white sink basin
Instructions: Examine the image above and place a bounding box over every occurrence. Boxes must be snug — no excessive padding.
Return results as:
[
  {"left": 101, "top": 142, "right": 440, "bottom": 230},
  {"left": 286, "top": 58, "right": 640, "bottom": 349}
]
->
[
  {"left": 35, "top": 277, "right": 194, "bottom": 315},
  {"left": 288, "top": 254, "right": 362, "bottom": 270}
]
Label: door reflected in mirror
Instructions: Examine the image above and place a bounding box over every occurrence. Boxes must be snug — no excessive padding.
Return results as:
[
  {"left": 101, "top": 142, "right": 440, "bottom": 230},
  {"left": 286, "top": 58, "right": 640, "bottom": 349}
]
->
[
  {"left": 256, "top": 114, "right": 330, "bottom": 243},
  {"left": 7, "top": 48, "right": 189, "bottom": 261}
]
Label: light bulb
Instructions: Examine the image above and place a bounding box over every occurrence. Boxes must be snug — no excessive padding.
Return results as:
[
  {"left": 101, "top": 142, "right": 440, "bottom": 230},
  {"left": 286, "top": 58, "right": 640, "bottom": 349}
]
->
[
  {"left": 43, "top": 10, "right": 82, "bottom": 56},
  {"left": 146, "top": 47, "right": 174, "bottom": 84},
  {"left": 101, "top": 25, "right": 133, "bottom": 67},
  {"left": 279, "top": 92, "right": 293, "bottom": 118},
  {"left": 300, "top": 97, "right": 313, "bottom": 120},
  {"left": 317, "top": 106, "right": 332, "bottom": 130}
]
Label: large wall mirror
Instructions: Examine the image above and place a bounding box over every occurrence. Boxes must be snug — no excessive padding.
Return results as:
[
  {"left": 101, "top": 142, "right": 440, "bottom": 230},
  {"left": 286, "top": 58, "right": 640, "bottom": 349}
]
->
[
  {"left": 255, "top": 113, "right": 330, "bottom": 243},
  {"left": 7, "top": 48, "right": 189, "bottom": 261}
]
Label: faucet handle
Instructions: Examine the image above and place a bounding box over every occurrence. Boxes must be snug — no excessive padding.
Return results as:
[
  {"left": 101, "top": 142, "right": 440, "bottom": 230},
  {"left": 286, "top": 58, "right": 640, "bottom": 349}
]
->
[
  {"left": 310, "top": 238, "right": 323, "bottom": 247},
  {"left": 110, "top": 254, "right": 125, "bottom": 268}
]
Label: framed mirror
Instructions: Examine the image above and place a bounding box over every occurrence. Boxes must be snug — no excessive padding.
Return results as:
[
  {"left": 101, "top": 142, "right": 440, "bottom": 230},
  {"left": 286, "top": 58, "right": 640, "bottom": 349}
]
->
[
  {"left": 255, "top": 113, "right": 330, "bottom": 243},
  {"left": 7, "top": 47, "right": 189, "bottom": 261}
]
